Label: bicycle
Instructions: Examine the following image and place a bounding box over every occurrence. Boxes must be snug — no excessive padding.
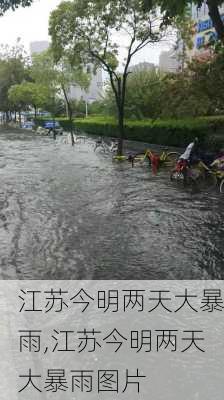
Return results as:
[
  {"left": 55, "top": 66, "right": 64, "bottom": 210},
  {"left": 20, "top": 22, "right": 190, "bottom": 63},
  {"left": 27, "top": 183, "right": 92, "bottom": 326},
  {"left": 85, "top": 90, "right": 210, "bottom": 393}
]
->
[
  {"left": 220, "top": 178, "right": 224, "bottom": 193},
  {"left": 137, "top": 149, "right": 179, "bottom": 162},
  {"left": 132, "top": 149, "right": 180, "bottom": 169},
  {"left": 94, "top": 138, "right": 118, "bottom": 153},
  {"left": 209, "top": 169, "right": 224, "bottom": 193},
  {"left": 112, "top": 149, "right": 180, "bottom": 170},
  {"left": 170, "top": 161, "right": 224, "bottom": 192}
]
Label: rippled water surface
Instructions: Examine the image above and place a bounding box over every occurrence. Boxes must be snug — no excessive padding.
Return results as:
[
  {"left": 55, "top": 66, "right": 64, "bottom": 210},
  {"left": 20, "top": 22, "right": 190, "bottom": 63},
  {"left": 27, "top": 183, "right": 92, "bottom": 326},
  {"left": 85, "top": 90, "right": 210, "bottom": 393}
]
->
[{"left": 0, "top": 128, "right": 223, "bottom": 279}]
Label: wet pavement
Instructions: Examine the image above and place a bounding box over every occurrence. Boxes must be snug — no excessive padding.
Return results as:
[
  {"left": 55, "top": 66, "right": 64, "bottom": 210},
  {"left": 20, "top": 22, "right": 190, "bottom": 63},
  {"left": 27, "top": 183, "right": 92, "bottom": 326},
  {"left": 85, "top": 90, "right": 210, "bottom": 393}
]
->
[{"left": 0, "top": 128, "right": 223, "bottom": 279}]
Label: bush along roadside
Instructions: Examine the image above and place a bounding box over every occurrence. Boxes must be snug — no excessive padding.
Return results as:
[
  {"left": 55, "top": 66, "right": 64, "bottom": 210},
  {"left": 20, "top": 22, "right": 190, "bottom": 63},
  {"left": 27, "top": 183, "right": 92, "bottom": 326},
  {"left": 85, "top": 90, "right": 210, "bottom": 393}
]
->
[{"left": 34, "top": 116, "right": 224, "bottom": 150}]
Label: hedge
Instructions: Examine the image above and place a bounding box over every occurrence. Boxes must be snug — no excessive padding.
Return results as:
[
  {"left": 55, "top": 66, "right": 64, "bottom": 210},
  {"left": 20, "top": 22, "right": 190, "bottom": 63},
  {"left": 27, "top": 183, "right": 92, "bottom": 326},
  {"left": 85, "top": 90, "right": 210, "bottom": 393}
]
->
[{"left": 34, "top": 115, "right": 224, "bottom": 150}]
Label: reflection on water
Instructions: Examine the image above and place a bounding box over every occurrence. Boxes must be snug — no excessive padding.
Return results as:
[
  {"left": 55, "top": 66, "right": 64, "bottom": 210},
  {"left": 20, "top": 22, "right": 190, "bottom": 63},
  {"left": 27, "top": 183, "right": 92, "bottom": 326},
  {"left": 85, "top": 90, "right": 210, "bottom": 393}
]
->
[{"left": 0, "top": 128, "right": 223, "bottom": 279}]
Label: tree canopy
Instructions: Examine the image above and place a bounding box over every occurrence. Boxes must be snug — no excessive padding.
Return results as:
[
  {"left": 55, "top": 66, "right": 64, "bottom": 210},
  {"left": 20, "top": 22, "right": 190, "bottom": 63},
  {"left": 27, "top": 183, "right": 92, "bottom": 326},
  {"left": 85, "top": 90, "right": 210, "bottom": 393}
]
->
[
  {"left": 97, "top": 40, "right": 224, "bottom": 120},
  {"left": 8, "top": 81, "right": 51, "bottom": 117},
  {"left": 0, "top": 42, "right": 29, "bottom": 116},
  {"left": 31, "top": 49, "right": 90, "bottom": 120},
  {"left": 0, "top": 0, "right": 33, "bottom": 14},
  {"left": 49, "top": 0, "right": 169, "bottom": 154}
]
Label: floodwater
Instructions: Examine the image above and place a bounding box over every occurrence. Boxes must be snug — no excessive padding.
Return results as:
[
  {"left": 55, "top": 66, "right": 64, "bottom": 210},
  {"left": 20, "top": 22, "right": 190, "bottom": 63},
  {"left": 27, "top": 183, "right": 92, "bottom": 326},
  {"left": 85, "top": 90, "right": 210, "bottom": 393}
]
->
[{"left": 0, "top": 128, "right": 223, "bottom": 279}]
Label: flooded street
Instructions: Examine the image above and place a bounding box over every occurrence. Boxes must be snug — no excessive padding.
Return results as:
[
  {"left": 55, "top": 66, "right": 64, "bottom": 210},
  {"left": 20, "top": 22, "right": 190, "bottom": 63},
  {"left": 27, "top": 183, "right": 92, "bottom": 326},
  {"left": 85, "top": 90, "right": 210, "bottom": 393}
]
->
[{"left": 0, "top": 128, "right": 223, "bottom": 279}]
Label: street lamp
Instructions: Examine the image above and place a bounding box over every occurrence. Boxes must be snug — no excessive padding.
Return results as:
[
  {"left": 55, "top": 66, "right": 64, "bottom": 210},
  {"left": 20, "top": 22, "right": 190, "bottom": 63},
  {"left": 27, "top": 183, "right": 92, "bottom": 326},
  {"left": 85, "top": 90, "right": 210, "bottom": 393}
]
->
[{"left": 85, "top": 97, "right": 96, "bottom": 117}]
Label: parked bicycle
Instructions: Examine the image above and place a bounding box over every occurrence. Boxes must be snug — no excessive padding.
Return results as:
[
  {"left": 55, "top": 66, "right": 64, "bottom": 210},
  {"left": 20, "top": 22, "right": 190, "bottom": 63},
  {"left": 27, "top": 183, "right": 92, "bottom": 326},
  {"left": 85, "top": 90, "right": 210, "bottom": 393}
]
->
[
  {"left": 131, "top": 149, "right": 180, "bottom": 170},
  {"left": 94, "top": 138, "right": 118, "bottom": 153},
  {"left": 170, "top": 160, "right": 224, "bottom": 193}
]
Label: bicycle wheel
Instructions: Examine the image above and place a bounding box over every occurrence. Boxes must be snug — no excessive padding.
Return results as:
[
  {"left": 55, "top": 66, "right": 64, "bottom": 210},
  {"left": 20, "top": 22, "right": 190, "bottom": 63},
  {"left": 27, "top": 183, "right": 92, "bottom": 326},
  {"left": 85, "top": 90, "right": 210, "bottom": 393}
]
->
[
  {"left": 219, "top": 179, "right": 224, "bottom": 193},
  {"left": 165, "top": 152, "right": 181, "bottom": 165}
]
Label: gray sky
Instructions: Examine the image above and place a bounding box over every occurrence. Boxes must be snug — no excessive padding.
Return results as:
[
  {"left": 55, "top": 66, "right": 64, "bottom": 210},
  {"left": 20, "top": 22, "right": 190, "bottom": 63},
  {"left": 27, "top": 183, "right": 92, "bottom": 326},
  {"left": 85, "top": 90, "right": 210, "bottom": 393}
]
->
[
  {"left": 0, "top": 0, "right": 61, "bottom": 51},
  {"left": 0, "top": 0, "right": 171, "bottom": 66}
]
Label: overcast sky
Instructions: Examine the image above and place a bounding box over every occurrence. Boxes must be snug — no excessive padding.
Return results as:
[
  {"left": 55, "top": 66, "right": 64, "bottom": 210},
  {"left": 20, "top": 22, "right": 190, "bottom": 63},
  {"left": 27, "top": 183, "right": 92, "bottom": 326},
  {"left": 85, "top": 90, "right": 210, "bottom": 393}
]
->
[{"left": 0, "top": 0, "right": 171, "bottom": 66}]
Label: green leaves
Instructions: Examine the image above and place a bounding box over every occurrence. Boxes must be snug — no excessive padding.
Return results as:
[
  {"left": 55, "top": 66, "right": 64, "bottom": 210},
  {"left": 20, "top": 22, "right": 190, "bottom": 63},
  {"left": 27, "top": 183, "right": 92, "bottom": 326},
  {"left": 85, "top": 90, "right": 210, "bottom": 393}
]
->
[
  {"left": 0, "top": 0, "right": 33, "bottom": 14},
  {"left": 8, "top": 82, "right": 51, "bottom": 110},
  {"left": 31, "top": 49, "right": 90, "bottom": 96},
  {"left": 0, "top": 42, "right": 28, "bottom": 112},
  {"left": 49, "top": 0, "right": 166, "bottom": 74},
  {"left": 49, "top": 0, "right": 169, "bottom": 152}
]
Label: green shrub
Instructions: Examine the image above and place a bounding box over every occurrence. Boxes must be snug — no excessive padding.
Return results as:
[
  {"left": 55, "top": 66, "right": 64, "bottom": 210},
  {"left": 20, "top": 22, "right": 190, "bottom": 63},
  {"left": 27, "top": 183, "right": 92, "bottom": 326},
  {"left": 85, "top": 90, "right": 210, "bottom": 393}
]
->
[
  {"left": 34, "top": 115, "right": 224, "bottom": 150},
  {"left": 74, "top": 116, "right": 211, "bottom": 147}
]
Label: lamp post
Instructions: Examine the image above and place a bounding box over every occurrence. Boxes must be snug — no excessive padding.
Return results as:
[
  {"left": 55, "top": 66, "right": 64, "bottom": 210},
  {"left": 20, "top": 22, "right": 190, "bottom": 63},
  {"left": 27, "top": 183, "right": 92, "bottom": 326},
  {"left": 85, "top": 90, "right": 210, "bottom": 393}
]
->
[{"left": 85, "top": 97, "right": 96, "bottom": 118}]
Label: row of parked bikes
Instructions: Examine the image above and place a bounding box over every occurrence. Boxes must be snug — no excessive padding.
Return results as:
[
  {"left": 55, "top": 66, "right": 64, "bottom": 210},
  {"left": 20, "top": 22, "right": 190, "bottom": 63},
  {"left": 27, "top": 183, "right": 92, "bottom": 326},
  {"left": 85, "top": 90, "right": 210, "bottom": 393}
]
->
[
  {"left": 93, "top": 139, "right": 224, "bottom": 194},
  {"left": 122, "top": 148, "right": 224, "bottom": 194},
  {"left": 34, "top": 126, "right": 224, "bottom": 194}
]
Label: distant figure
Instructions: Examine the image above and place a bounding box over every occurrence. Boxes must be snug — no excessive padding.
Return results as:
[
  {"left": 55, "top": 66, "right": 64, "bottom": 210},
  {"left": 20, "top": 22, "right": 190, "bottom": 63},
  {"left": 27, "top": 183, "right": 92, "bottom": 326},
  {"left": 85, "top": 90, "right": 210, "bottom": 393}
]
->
[
  {"left": 48, "top": 127, "right": 57, "bottom": 140},
  {"left": 173, "top": 137, "right": 200, "bottom": 179},
  {"left": 128, "top": 154, "right": 135, "bottom": 167},
  {"left": 53, "top": 129, "right": 57, "bottom": 140},
  {"left": 179, "top": 137, "right": 200, "bottom": 165}
]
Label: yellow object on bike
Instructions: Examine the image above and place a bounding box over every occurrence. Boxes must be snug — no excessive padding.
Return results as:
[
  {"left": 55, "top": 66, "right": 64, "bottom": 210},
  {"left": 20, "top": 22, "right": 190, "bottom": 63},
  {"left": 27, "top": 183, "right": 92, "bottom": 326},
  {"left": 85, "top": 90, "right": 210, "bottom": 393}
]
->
[
  {"left": 113, "top": 156, "right": 127, "bottom": 161},
  {"left": 160, "top": 152, "right": 167, "bottom": 161}
]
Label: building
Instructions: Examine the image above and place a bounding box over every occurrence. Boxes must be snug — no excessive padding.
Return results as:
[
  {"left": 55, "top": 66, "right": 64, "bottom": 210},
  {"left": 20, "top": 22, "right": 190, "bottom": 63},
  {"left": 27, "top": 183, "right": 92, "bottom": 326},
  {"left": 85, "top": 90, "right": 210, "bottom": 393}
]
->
[
  {"left": 69, "top": 65, "right": 103, "bottom": 102},
  {"left": 30, "top": 41, "right": 49, "bottom": 55},
  {"left": 159, "top": 50, "right": 180, "bottom": 73},
  {"left": 169, "top": 2, "right": 224, "bottom": 69},
  {"left": 189, "top": 1, "right": 224, "bottom": 59}
]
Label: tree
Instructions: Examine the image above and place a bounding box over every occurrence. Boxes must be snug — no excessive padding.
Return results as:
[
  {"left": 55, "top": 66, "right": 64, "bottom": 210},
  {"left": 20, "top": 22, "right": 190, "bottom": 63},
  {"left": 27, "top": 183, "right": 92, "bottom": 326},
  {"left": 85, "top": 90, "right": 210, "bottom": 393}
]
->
[
  {"left": 0, "top": 0, "right": 33, "bottom": 14},
  {"left": 159, "top": 72, "right": 211, "bottom": 117},
  {"left": 49, "top": 0, "right": 169, "bottom": 155},
  {"left": 144, "top": 1, "right": 224, "bottom": 43},
  {"left": 31, "top": 50, "right": 90, "bottom": 117},
  {"left": 104, "top": 68, "right": 166, "bottom": 119},
  {"left": 156, "top": 47, "right": 224, "bottom": 118},
  {"left": 206, "top": 0, "right": 224, "bottom": 42},
  {"left": 0, "top": 41, "right": 28, "bottom": 120},
  {"left": 31, "top": 49, "right": 90, "bottom": 144},
  {"left": 8, "top": 82, "right": 52, "bottom": 122},
  {"left": 188, "top": 48, "right": 224, "bottom": 113},
  {"left": 174, "top": 13, "right": 195, "bottom": 71}
]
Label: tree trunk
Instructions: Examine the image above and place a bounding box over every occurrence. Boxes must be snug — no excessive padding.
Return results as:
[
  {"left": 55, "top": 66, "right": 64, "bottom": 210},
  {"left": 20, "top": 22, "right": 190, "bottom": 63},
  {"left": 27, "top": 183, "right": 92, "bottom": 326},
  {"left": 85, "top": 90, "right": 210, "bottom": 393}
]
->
[
  {"left": 34, "top": 105, "right": 37, "bottom": 119},
  {"left": 69, "top": 109, "right": 75, "bottom": 146},
  {"left": 61, "top": 85, "right": 74, "bottom": 146},
  {"left": 117, "top": 108, "right": 124, "bottom": 156},
  {"left": 19, "top": 110, "right": 22, "bottom": 127},
  {"left": 65, "top": 101, "right": 69, "bottom": 118},
  {"left": 206, "top": 0, "right": 224, "bottom": 43}
]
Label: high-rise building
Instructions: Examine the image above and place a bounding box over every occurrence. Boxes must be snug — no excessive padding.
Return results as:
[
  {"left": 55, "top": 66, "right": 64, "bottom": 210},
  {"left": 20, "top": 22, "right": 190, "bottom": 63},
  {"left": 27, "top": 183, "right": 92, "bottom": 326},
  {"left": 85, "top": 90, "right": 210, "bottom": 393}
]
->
[
  {"left": 69, "top": 65, "right": 103, "bottom": 102},
  {"left": 159, "top": 50, "right": 180, "bottom": 73}
]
